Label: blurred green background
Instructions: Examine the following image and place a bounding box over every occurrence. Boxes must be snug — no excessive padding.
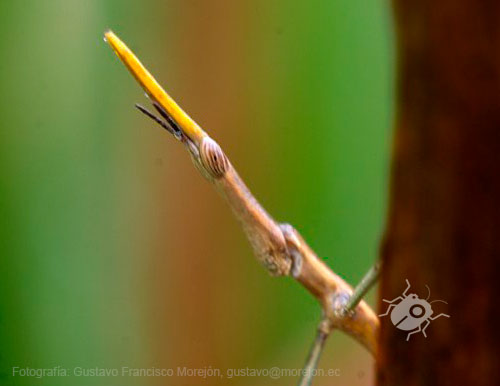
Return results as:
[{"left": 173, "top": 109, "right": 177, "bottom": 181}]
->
[{"left": 0, "top": 1, "right": 393, "bottom": 385}]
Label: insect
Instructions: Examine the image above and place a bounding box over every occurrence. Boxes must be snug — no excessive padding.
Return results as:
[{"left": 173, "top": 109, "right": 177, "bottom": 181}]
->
[{"left": 379, "top": 279, "right": 450, "bottom": 341}]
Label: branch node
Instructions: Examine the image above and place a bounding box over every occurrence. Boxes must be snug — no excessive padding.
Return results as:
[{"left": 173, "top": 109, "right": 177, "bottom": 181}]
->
[{"left": 329, "top": 291, "right": 354, "bottom": 321}]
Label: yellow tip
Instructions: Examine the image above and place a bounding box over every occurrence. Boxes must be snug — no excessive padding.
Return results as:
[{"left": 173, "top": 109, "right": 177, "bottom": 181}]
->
[{"left": 104, "top": 30, "right": 206, "bottom": 145}]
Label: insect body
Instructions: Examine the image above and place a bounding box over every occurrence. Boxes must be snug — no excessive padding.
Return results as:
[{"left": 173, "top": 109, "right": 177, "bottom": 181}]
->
[{"left": 379, "top": 279, "right": 450, "bottom": 341}]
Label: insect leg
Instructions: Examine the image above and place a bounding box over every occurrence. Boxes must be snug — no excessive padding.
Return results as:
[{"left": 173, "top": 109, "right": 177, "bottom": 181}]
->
[
  {"left": 406, "top": 324, "right": 423, "bottom": 341},
  {"left": 379, "top": 303, "right": 397, "bottom": 317},
  {"left": 402, "top": 279, "right": 411, "bottom": 296},
  {"left": 429, "top": 313, "right": 450, "bottom": 320},
  {"left": 383, "top": 295, "right": 404, "bottom": 304},
  {"left": 421, "top": 319, "right": 431, "bottom": 337}
]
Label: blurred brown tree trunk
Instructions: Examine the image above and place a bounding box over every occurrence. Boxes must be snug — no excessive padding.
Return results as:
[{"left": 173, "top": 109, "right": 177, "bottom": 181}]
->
[{"left": 377, "top": 1, "right": 500, "bottom": 385}]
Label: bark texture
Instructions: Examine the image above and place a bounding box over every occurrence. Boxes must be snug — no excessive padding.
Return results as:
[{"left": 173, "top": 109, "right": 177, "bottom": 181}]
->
[{"left": 378, "top": 1, "right": 500, "bottom": 385}]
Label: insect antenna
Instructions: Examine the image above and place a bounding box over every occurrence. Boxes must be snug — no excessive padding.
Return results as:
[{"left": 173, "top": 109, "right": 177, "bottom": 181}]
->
[
  {"left": 425, "top": 285, "right": 431, "bottom": 300},
  {"left": 135, "top": 103, "right": 169, "bottom": 129},
  {"left": 152, "top": 101, "right": 183, "bottom": 139},
  {"left": 430, "top": 299, "right": 448, "bottom": 304},
  {"left": 135, "top": 103, "right": 183, "bottom": 140},
  {"left": 151, "top": 100, "right": 170, "bottom": 120}
]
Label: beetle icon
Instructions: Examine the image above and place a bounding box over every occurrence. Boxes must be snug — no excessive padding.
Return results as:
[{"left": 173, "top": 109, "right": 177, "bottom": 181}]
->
[{"left": 379, "top": 279, "right": 450, "bottom": 341}]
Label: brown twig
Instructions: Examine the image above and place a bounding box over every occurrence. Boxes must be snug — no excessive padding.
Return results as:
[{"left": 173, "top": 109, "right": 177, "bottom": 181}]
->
[{"left": 104, "top": 30, "right": 379, "bottom": 355}]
